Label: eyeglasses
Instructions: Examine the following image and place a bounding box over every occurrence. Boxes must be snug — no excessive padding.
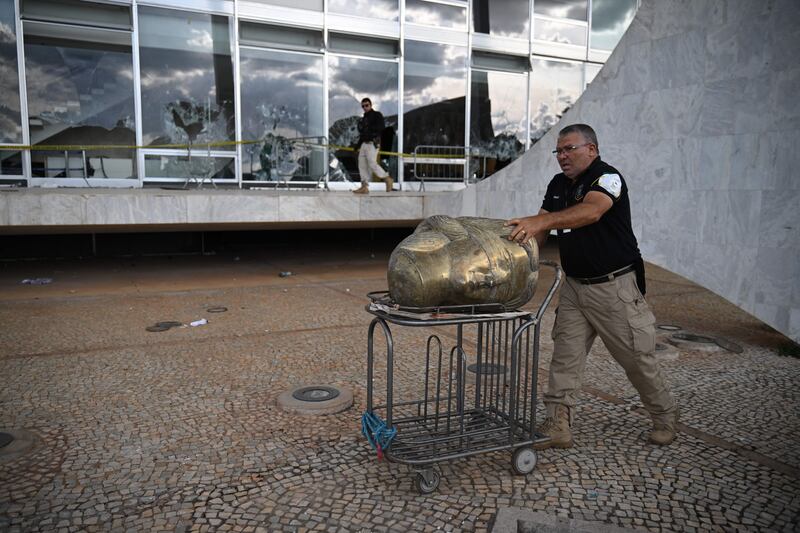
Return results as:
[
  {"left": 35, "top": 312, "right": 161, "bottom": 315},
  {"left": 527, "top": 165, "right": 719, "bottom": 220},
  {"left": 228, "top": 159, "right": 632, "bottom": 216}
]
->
[
  {"left": 361, "top": 104, "right": 371, "bottom": 109},
  {"left": 552, "top": 143, "right": 591, "bottom": 156}
]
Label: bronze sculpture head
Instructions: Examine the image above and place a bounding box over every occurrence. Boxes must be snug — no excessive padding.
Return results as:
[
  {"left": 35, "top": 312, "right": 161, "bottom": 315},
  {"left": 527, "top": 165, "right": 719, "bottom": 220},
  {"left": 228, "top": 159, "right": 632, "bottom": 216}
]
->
[{"left": 388, "top": 216, "right": 539, "bottom": 309}]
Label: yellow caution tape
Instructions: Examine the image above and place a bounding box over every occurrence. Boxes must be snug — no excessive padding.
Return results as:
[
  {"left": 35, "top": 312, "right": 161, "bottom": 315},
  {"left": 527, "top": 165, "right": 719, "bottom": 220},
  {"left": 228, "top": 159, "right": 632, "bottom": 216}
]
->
[{"left": 0, "top": 139, "right": 477, "bottom": 160}]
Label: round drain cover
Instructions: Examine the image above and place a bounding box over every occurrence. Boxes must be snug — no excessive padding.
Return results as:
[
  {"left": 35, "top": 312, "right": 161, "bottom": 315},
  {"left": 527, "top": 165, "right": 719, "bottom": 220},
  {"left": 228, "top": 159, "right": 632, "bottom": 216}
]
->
[
  {"left": 467, "top": 363, "right": 508, "bottom": 375},
  {"left": 292, "top": 386, "right": 341, "bottom": 402},
  {"left": 672, "top": 333, "right": 716, "bottom": 343},
  {"left": 0, "top": 432, "right": 13, "bottom": 448},
  {"left": 0, "top": 429, "right": 38, "bottom": 458},
  {"left": 657, "top": 324, "right": 682, "bottom": 331},
  {"left": 278, "top": 385, "right": 353, "bottom": 415},
  {"left": 156, "top": 321, "right": 183, "bottom": 328}
]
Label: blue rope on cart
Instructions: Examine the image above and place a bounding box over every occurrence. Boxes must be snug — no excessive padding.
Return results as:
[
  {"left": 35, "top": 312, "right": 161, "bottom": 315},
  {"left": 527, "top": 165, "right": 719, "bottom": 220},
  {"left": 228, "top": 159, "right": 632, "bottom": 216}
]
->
[{"left": 361, "top": 411, "right": 397, "bottom": 459}]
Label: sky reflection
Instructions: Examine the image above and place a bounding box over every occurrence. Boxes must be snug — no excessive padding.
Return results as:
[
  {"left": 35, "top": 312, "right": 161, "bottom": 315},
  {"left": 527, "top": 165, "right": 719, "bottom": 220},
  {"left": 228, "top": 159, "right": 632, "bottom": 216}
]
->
[
  {"left": 0, "top": 1, "right": 21, "bottom": 144},
  {"left": 328, "top": 0, "right": 398, "bottom": 21}
]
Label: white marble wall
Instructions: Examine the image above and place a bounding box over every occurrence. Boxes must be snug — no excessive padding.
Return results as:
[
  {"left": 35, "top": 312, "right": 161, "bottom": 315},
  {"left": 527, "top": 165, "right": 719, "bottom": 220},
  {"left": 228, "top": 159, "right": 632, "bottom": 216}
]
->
[
  {"left": 456, "top": 0, "right": 800, "bottom": 343},
  {"left": 0, "top": 189, "right": 425, "bottom": 229}
]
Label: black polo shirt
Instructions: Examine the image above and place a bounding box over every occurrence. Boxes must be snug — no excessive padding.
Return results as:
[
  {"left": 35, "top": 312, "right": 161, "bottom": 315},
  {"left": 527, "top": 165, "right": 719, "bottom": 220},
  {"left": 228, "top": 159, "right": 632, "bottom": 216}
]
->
[{"left": 541, "top": 157, "right": 641, "bottom": 278}]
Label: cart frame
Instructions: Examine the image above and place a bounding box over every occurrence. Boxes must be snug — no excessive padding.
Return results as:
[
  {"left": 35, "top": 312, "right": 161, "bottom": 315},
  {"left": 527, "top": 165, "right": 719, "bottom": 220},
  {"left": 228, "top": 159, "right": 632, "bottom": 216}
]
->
[{"left": 364, "top": 261, "right": 563, "bottom": 493}]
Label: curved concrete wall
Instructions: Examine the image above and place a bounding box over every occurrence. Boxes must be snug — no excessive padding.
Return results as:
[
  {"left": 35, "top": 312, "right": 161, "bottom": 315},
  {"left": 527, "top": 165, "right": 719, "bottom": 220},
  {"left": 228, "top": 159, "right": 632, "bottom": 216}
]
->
[{"left": 433, "top": 0, "right": 800, "bottom": 343}]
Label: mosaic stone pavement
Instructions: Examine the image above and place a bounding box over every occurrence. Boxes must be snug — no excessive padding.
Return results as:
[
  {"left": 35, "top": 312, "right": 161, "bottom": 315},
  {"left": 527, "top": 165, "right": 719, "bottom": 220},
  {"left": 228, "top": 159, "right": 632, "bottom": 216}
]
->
[{"left": 0, "top": 243, "right": 798, "bottom": 532}]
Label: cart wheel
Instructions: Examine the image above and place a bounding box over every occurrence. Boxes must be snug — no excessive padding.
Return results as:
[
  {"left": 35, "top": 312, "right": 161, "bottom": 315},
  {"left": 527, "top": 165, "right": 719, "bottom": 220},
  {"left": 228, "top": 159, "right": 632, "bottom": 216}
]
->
[
  {"left": 512, "top": 447, "right": 537, "bottom": 475},
  {"left": 414, "top": 470, "right": 440, "bottom": 494}
]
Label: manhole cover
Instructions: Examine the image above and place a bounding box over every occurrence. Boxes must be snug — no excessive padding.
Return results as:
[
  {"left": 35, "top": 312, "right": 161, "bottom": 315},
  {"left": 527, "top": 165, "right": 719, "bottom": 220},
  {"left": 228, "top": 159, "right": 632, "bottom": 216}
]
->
[
  {"left": 206, "top": 307, "right": 227, "bottom": 313},
  {"left": 657, "top": 324, "right": 682, "bottom": 331},
  {"left": 0, "top": 429, "right": 38, "bottom": 458},
  {"left": 156, "top": 321, "right": 183, "bottom": 328},
  {"left": 467, "top": 363, "right": 508, "bottom": 375},
  {"left": 292, "top": 386, "right": 341, "bottom": 402},
  {"left": 147, "top": 321, "right": 183, "bottom": 332},
  {"left": 672, "top": 333, "right": 716, "bottom": 343},
  {"left": 278, "top": 385, "right": 353, "bottom": 415}
]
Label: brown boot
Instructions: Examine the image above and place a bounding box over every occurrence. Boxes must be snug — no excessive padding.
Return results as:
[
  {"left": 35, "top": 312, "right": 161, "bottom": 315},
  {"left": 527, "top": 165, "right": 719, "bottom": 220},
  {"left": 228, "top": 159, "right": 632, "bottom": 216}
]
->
[
  {"left": 534, "top": 404, "right": 573, "bottom": 449},
  {"left": 353, "top": 183, "right": 369, "bottom": 194},
  {"left": 649, "top": 409, "right": 679, "bottom": 445},
  {"left": 385, "top": 176, "right": 394, "bottom": 192}
]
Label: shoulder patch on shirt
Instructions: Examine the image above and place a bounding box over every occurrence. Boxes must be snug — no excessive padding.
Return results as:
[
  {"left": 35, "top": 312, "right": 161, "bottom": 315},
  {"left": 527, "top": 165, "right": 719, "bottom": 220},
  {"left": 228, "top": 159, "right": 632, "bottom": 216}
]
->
[{"left": 597, "top": 173, "right": 622, "bottom": 198}]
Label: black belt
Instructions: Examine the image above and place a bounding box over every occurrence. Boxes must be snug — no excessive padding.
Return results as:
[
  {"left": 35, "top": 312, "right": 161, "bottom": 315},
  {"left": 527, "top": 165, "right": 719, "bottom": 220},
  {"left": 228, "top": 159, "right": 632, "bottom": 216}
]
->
[{"left": 572, "top": 264, "right": 636, "bottom": 285}]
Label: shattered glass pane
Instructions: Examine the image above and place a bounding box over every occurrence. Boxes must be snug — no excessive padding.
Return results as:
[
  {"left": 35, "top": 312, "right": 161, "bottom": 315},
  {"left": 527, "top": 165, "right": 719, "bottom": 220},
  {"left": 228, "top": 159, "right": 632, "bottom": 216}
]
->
[
  {"left": 144, "top": 154, "right": 234, "bottom": 180},
  {"left": 240, "top": 47, "right": 324, "bottom": 182},
  {"left": 138, "top": 7, "right": 235, "bottom": 149}
]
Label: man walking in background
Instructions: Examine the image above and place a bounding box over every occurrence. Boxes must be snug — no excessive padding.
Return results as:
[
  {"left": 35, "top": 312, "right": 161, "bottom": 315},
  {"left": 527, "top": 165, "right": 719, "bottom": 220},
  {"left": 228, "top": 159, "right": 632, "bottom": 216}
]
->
[{"left": 353, "top": 98, "right": 393, "bottom": 194}]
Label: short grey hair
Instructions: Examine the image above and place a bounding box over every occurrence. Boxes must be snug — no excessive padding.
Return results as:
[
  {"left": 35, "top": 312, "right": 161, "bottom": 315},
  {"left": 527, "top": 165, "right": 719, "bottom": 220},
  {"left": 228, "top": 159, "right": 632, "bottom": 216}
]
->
[{"left": 558, "top": 123, "right": 598, "bottom": 149}]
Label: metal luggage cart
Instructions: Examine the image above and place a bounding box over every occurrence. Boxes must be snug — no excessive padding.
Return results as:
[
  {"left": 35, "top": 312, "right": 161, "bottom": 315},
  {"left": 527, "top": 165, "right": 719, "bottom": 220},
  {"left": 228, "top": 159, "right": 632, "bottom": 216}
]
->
[{"left": 363, "top": 261, "right": 562, "bottom": 494}]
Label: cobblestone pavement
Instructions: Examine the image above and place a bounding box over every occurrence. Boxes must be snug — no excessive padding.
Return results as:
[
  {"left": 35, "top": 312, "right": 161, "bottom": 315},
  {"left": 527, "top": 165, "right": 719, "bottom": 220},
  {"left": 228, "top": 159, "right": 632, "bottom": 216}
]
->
[{"left": 1, "top": 242, "right": 798, "bottom": 532}]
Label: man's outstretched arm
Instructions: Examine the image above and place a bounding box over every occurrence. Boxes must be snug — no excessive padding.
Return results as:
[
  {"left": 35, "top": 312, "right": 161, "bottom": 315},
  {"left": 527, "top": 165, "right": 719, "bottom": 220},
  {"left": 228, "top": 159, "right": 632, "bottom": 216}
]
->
[{"left": 505, "top": 191, "right": 613, "bottom": 245}]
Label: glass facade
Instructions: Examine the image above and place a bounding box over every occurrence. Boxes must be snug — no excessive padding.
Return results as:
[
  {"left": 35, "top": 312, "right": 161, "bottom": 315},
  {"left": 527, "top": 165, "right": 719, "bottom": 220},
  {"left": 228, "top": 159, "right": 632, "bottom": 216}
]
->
[
  {"left": 470, "top": 69, "right": 527, "bottom": 177},
  {"left": 405, "top": 0, "right": 467, "bottom": 29},
  {"left": 329, "top": 0, "right": 398, "bottom": 21},
  {"left": 473, "top": 0, "right": 529, "bottom": 39},
  {"left": 0, "top": 0, "right": 636, "bottom": 187},
  {"left": 533, "top": 0, "right": 588, "bottom": 46},
  {"left": 0, "top": 0, "right": 21, "bottom": 145},
  {"left": 404, "top": 40, "right": 467, "bottom": 151},
  {"left": 529, "top": 58, "right": 584, "bottom": 144},
  {"left": 534, "top": 18, "right": 587, "bottom": 46},
  {"left": 591, "top": 0, "right": 637, "bottom": 50},
  {"left": 534, "top": 0, "right": 588, "bottom": 20}
]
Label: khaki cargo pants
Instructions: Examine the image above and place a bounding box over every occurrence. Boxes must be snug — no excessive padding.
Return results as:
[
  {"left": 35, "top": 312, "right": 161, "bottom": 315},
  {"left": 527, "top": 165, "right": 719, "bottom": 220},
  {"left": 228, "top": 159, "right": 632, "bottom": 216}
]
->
[
  {"left": 358, "top": 142, "right": 389, "bottom": 182},
  {"left": 545, "top": 271, "right": 677, "bottom": 423}
]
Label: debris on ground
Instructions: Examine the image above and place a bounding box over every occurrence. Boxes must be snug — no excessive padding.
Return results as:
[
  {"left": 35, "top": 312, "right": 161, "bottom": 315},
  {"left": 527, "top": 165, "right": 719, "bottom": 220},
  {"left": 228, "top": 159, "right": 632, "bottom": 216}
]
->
[
  {"left": 21, "top": 278, "right": 53, "bottom": 285},
  {"left": 279, "top": 271, "right": 293, "bottom": 277},
  {"left": 145, "top": 321, "right": 184, "bottom": 333},
  {"left": 190, "top": 318, "right": 208, "bottom": 327}
]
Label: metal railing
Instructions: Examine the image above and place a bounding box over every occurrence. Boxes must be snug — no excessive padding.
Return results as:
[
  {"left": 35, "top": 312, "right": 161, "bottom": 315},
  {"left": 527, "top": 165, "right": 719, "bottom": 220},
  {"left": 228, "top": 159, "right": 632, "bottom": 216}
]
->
[{"left": 411, "top": 145, "right": 486, "bottom": 191}]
